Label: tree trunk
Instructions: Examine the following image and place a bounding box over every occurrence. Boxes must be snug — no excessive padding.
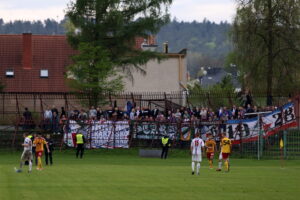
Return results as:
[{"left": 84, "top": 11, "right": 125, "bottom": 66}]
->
[{"left": 266, "top": 0, "right": 274, "bottom": 106}]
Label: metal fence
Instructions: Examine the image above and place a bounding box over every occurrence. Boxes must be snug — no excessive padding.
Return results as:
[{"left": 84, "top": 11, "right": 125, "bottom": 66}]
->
[
  {"left": 2, "top": 120, "right": 299, "bottom": 160},
  {"left": 0, "top": 91, "right": 299, "bottom": 159},
  {"left": 0, "top": 90, "right": 297, "bottom": 121}
]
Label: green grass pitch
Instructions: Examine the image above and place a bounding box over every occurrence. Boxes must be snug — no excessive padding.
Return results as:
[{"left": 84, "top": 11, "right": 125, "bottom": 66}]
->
[{"left": 0, "top": 149, "right": 299, "bottom": 200}]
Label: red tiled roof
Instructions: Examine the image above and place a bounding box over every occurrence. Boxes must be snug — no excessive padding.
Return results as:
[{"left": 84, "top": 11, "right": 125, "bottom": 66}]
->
[
  {"left": 0, "top": 34, "right": 156, "bottom": 93},
  {"left": 134, "top": 35, "right": 156, "bottom": 49},
  {"left": 0, "top": 34, "right": 76, "bottom": 92}
]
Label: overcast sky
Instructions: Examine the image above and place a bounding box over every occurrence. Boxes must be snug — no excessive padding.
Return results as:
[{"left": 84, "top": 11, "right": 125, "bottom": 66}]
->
[{"left": 0, "top": 0, "right": 236, "bottom": 23}]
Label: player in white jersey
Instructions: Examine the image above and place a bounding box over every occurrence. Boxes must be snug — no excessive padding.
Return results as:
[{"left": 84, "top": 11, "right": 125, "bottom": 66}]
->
[
  {"left": 190, "top": 132, "right": 204, "bottom": 175},
  {"left": 15, "top": 133, "right": 33, "bottom": 173}
]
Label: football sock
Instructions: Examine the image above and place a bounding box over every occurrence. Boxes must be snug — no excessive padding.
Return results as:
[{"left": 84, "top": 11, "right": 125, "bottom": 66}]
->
[
  {"left": 218, "top": 161, "right": 222, "bottom": 169},
  {"left": 209, "top": 160, "right": 213, "bottom": 168},
  {"left": 29, "top": 160, "right": 32, "bottom": 171},
  {"left": 191, "top": 162, "right": 195, "bottom": 172},
  {"left": 196, "top": 163, "right": 200, "bottom": 174},
  {"left": 38, "top": 157, "right": 42, "bottom": 169},
  {"left": 225, "top": 160, "right": 229, "bottom": 171},
  {"left": 19, "top": 161, "right": 23, "bottom": 169}
]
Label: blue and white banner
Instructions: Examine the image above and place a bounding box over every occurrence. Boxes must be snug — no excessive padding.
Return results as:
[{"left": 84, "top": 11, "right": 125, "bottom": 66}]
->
[
  {"left": 202, "top": 102, "right": 297, "bottom": 144},
  {"left": 64, "top": 103, "right": 297, "bottom": 146}
]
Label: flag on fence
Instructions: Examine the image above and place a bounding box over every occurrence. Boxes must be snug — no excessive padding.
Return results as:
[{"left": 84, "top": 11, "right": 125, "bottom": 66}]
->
[
  {"left": 280, "top": 138, "right": 284, "bottom": 149},
  {"left": 180, "top": 126, "right": 191, "bottom": 141}
]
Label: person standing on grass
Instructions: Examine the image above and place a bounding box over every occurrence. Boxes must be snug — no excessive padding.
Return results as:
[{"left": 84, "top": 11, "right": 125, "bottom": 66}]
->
[
  {"left": 31, "top": 133, "right": 38, "bottom": 166},
  {"left": 216, "top": 133, "right": 232, "bottom": 172},
  {"left": 190, "top": 132, "right": 204, "bottom": 175},
  {"left": 161, "top": 135, "right": 171, "bottom": 159},
  {"left": 45, "top": 134, "right": 54, "bottom": 165},
  {"left": 24, "top": 132, "right": 34, "bottom": 166},
  {"left": 33, "top": 133, "right": 50, "bottom": 171},
  {"left": 75, "top": 132, "right": 85, "bottom": 159},
  {"left": 15, "top": 133, "right": 33, "bottom": 173},
  {"left": 205, "top": 133, "right": 217, "bottom": 169}
]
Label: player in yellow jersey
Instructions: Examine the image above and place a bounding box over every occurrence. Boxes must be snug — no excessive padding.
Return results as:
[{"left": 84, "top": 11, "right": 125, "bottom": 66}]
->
[
  {"left": 216, "top": 133, "right": 232, "bottom": 172},
  {"left": 205, "top": 134, "right": 216, "bottom": 169},
  {"left": 33, "top": 133, "right": 50, "bottom": 171}
]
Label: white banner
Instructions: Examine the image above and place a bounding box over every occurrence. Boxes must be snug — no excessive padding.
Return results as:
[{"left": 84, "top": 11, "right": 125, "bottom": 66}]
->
[
  {"left": 64, "top": 120, "right": 130, "bottom": 149},
  {"left": 64, "top": 103, "right": 297, "bottom": 146}
]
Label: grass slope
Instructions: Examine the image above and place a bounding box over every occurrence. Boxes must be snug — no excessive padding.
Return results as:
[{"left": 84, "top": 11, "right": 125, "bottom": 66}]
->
[{"left": 0, "top": 149, "right": 299, "bottom": 200}]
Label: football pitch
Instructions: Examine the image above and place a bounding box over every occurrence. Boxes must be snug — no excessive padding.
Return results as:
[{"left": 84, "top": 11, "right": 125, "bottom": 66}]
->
[{"left": 0, "top": 149, "right": 299, "bottom": 200}]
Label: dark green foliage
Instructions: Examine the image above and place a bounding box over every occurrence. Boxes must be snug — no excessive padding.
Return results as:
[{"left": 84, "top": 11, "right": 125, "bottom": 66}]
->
[
  {"left": 157, "top": 19, "right": 232, "bottom": 77},
  {"left": 188, "top": 75, "right": 240, "bottom": 108},
  {"left": 64, "top": 0, "right": 172, "bottom": 106},
  {"left": 66, "top": 0, "right": 172, "bottom": 79},
  {"left": 67, "top": 43, "right": 123, "bottom": 106},
  {"left": 230, "top": 0, "right": 300, "bottom": 101},
  {"left": 0, "top": 18, "right": 66, "bottom": 34}
]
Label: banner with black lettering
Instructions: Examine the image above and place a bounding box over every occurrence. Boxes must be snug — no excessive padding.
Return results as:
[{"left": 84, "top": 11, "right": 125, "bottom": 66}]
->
[
  {"left": 262, "top": 102, "right": 297, "bottom": 136},
  {"left": 136, "top": 122, "right": 177, "bottom": 139},
  {"left": 194, "top": 102, "right": 297, "bottom": 144},
  {"left": 64, "top": 103, "right": 297, "bottom": 146},
  {"left": 64, "top": 120, "right": 130, "bottom": 149},
  {"left": 224, "top": 102, "right": 297, "bottom": 144}
]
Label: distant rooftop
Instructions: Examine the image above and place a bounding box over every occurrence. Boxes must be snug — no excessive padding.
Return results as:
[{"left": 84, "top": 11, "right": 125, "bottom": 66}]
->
[{"left": 198, "top": 67, "right": 240, "bottom": 88}]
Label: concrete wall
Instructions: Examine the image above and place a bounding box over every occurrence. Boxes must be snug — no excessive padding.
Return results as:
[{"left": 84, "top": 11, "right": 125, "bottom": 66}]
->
[{"left": 123, "top": 55, "right": 187, "bottom": 93}]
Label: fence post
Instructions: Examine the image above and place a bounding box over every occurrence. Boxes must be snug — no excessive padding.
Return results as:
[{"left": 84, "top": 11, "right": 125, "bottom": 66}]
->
[
  {"left": 283, "top": 130, "right": 287, "bottom": 159},
  {"left": 2, "top": 93, "right": 4, "bottom": 120},
  {"left": 64, "top": 93, "right": 69, "bottom": 112},
  {"left": 89, "top": 122, "right": 92, "bottom": 149},
  {"left": 259, "top": 129, "right": 264, "bottom": 159},
  {"left": 15, "top": 94, "right": 20, "bottom": 118},
  {"left": 109, "top": 92, "right": 112, "bottom": 106},
  {"left": 164, "top": 92, "right": 167, "bottom": 112},
  {"left": 257, "top": 114, "right": 262, "bottom": 160},
  {"left": 131, "top": 92, "right": 135, "bottom": 108},
  {"left": 33, "top": 94, "right": 36, "bottom": 112},
  {"left": 113, "top": 121, "right": 116, "bottom": 149}
]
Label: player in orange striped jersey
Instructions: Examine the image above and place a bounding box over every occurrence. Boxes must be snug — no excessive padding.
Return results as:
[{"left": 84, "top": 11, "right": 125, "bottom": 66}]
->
[
  {"left": 205, "top": 134, "right": 216, "bottom": 169},
  {"left": 33, "top": 133, "right": 50, "bottom": 171}
]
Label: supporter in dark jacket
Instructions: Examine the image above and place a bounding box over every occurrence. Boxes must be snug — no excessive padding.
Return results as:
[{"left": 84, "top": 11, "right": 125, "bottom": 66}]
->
[{"left": 45, "top": 134, "right": 54, "bottom": 165}]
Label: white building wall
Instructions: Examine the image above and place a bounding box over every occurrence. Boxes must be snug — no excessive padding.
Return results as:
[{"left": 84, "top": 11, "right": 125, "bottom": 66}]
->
[{"left": 123, "top": 55, "right": 187, "bottom": 93}]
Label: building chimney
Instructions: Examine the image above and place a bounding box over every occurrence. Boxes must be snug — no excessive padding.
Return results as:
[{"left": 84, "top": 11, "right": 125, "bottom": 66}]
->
[
  {"left": 147, "top": 35, "right": 156, "bottom": 45},
  {"left": 163, "top": 41, "right": 168, "bottom": 54},
  {"left": 22, "top": 33, "right": 32, "bottom": 69}
]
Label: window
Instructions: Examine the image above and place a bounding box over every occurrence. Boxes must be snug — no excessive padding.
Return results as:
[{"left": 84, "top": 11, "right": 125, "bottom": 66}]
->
[
  {"left": 5, "top": 69, "right": 14, "bottom": 78},
  {"left": 40, "top": 69, "right": 48, "bottom": 78}
]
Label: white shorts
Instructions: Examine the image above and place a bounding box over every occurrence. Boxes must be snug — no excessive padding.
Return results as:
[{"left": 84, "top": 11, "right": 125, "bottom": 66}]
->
[
  {"left": 21, "top": 150, "right": 32, "bottom": 161},
  {"left": 192, "top": 154, "right": 202, "bottom": 162},
  {"left": 218, "top": 152, "right": 222, "bottom": 160}
]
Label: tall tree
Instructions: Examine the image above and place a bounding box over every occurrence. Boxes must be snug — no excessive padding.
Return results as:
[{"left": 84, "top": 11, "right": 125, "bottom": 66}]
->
[
  {"left": 66, "top": 0, "right": 172, "bottom": 85},
  {"left": 67, "top": 43, "right": 123, "bottom": 106},
  {"left": 231, "top": 0, "right": 300, "bottom": 105}
]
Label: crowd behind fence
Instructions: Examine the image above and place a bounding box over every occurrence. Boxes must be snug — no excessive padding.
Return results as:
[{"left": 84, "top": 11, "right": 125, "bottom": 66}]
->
[
  {"left": 0, "top": 90, "right": 296, "bottom": 120},
  {"left": 17, "top": 98, "right": 292, "bottom": 134},
  {"left": 0, "top": 91, "right": 300, "bottom": 159}
]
